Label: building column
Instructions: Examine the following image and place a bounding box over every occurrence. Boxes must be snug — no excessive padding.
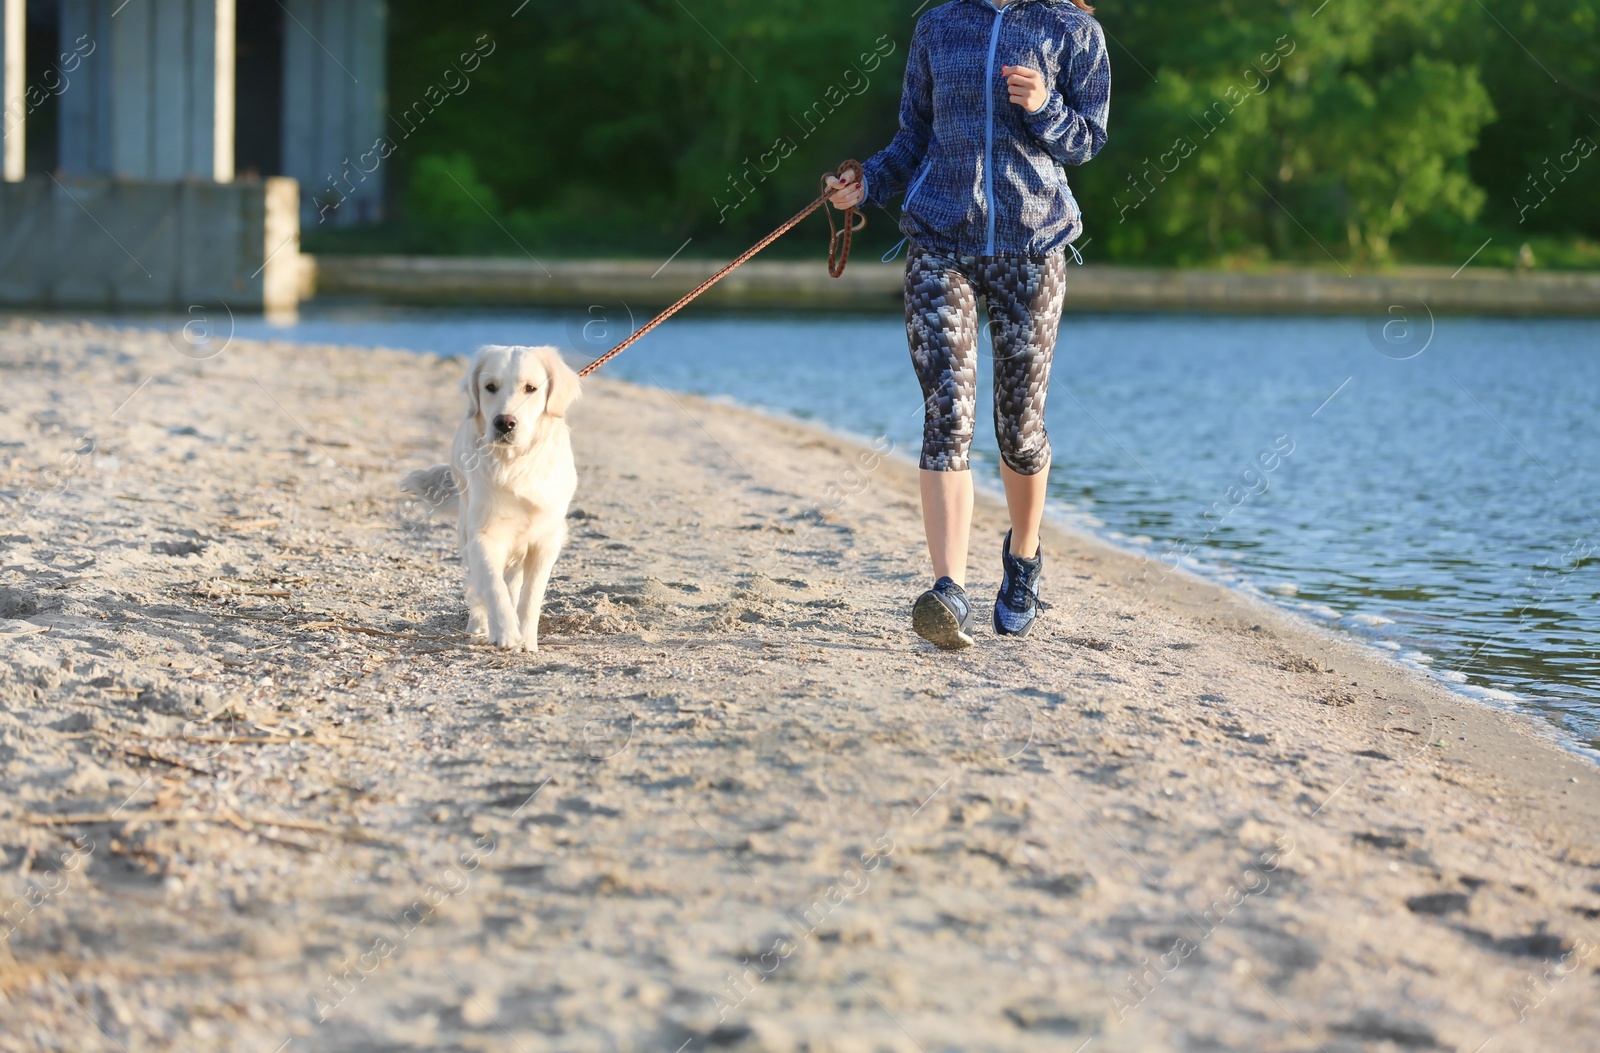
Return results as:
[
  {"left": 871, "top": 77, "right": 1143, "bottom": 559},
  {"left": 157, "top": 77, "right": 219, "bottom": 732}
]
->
[
  {"left": 282, "top": 0, "right": 385, "bottom": 227},
  {"left": 58, "top": 0, "right": 235, "bottom": 181},
  {"left": 1, "top": 0, "right": 22, "bottom": 182},
  {"left": 213, "top": 0, "right": 234, "bottom": 181}
]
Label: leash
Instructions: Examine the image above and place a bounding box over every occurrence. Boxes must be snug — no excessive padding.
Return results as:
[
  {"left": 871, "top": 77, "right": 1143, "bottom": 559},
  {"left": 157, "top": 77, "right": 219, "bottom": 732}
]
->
[{"left": 577, "top": 160, "right": 865, "bottom": 379}]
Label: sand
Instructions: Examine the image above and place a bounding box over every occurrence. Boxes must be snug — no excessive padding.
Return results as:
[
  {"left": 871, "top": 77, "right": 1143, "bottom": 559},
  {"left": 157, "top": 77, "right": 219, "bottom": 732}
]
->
[{"left": 1, "top": 318, "right": 1598, "bottom": 1053}]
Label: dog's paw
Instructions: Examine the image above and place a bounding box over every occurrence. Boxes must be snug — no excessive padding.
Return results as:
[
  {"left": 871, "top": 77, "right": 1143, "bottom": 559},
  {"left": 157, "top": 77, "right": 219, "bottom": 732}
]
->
[
  {"left": 518, "top": 623, "right": 540, "bottom": 653},
  {"left": 488, "top": 629, "right": 523, "bottom": 650}
]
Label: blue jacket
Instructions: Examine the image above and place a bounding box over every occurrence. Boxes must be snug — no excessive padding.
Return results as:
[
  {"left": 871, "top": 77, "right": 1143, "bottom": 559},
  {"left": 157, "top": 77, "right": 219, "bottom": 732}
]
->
[{"left": 861, "top": 0, "right": 1111, "bottom": 257}]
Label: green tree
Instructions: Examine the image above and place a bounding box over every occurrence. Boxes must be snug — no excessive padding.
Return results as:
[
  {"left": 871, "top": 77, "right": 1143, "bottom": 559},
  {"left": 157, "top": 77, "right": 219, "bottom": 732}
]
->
[
  {"left": 1081, "top": 0, "right": 1494, "bottom": 265},
  {"left": 1445, "top": 0, "right": 1600, "bottom": 252},
  {"left": 381, "top": 0, "right": 914, "bottom": 256}
]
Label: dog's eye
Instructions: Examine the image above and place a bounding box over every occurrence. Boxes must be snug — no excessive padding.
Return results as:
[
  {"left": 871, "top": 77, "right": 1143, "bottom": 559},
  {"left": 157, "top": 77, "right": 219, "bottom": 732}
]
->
[
  {"left": 484, "top": 382, "right": 498, "bottom": 393},
  {"left": 523, "top": 383, "right": 538, "bottom": 394}
]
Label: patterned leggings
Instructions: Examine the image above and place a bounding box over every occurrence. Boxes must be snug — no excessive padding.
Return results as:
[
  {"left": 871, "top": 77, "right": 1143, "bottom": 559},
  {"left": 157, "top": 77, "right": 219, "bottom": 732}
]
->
[{"left": 904, "top": 244, "right": 1067, "bottom": 475}]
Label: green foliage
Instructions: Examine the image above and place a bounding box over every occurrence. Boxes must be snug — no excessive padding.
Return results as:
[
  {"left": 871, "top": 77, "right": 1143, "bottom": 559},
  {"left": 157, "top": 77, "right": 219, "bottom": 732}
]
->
[
  {"left": 1079, "top": 0, "right": 1500, "bottom": 264},
  {"left": 408, "top": 154, "right": 498, "bottom": 224},
  {"left": 310, "top": 0, "right": 1600, "bottom": 268},
  {"left": 351, "top": 0, "right": 914, "bottom": 259}
]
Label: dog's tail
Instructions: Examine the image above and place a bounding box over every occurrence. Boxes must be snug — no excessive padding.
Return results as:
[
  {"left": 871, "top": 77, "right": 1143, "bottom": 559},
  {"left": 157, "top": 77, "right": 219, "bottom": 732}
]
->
[{"left": 400, "top": 464, "right": 460, "bottom": 516}]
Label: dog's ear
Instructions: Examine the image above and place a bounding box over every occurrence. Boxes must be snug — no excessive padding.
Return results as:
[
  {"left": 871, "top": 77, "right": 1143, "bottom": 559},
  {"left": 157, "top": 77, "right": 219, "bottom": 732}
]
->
[
  {"left": 538, "top": 347, "right": 582, "bottom": 419},
  {"left": 463, "top": 348, "right": 490, "bottom": 425}
]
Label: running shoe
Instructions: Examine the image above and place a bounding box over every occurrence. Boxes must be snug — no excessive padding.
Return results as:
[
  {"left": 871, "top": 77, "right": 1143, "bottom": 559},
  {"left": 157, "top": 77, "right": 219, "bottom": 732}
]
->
[
  {"left": 993, "top": 530, "right": 1044, "bottom": 637},
  {"left": 912, "top": 576, "right": 975, "bottom": 650}
]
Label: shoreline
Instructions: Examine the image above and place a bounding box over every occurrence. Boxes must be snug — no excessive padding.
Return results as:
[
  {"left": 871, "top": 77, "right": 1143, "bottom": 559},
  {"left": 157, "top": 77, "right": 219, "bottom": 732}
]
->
[
  {"left": 3, "top": 321, "right": 1599, "bottom": 1050},
  {"left": 660, "top": 387, "right": 1600, "bottom": 765},
  {"left": 1084, "top": 523, "right": 1600, "bottom": 765}
]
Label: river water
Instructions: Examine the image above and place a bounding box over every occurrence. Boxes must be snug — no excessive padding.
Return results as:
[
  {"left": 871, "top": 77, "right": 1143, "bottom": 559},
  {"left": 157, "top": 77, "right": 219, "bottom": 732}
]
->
[{"left": 126, "top": 303, "right": 1600, "bottom": 752}]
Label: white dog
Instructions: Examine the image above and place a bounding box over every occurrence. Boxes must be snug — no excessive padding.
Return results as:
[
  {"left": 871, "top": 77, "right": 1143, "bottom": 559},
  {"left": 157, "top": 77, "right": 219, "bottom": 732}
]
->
[{"left": 402, "top": 345, "right": 581, "bottom": 651}]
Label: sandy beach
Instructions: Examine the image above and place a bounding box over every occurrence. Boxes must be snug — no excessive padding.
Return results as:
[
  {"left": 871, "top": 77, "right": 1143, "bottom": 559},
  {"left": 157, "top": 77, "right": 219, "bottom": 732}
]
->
[{"left": 2, "top": 318, "right": 1598, "bottom": 1053}]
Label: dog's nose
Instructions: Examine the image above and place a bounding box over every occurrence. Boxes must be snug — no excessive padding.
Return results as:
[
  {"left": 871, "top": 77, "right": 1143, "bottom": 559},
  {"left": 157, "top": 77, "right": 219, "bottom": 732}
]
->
[{"left": 493, "top": 414, "right": 516, "bottom": 434}]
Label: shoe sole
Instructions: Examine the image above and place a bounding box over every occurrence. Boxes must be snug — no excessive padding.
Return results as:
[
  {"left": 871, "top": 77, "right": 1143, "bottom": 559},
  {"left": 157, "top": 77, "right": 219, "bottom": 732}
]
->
[{"left": 913, "top": 593, "right": 975, "bottom": 650}]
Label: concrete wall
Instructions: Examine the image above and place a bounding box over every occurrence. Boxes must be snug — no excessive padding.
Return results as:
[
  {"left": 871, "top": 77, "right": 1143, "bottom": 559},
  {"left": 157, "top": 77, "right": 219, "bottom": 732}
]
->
[
  {"left": 308, "top": 255, "right": 1600, "bottom": 317},
  {"left": 0, "top": 175, "right": 299, "bottom": 309},
  {"left": 281, "top": 0, "right": 385, "bottom": 228},
  {"left": 58, "top": 0, "right": 234, "bottom": 181},
  {"left": 1, "top": 0, "right": 21, "bottom": 181},
  {"left": 1057, "top": 266, "right": 1600, "bottom": 316}
]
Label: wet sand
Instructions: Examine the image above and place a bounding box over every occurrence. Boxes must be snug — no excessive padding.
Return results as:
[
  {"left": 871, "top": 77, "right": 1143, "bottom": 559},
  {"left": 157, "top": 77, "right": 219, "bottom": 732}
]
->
[{"left": 1, "top": 319, "right": 1598, "bottom": 1052}]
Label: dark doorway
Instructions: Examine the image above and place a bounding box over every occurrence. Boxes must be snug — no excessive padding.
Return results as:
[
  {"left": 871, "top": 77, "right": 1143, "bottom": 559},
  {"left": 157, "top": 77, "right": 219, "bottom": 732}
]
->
[
  {"left": 24, "top": 0, "right": 61, "bottom": 174},
  {"left": 235, "top": 0, "right": 285, "bottom": 180}
]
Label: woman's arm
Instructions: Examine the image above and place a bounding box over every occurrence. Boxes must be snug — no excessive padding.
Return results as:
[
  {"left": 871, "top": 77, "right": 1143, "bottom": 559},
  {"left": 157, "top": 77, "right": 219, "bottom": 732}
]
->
[
  {"left": 856, "top": 21, "right": 934, "bottom": 208},
  {"left": 1017, "top": 19, "right": 1110, "bottom": 166}
]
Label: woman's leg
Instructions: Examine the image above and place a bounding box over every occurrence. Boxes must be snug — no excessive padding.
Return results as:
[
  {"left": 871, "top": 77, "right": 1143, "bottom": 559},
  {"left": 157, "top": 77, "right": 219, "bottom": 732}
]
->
[
  {"left": 906, "top": 247, "right": 981, "bottom": 584},
  {"left": 980, "top": 252, "right": 1068, "bottom": 636},
  {"left": 999, "top": 461, "right": 1048, "bottom": 560},
  {"left": 921, "top": 469, "right": 973, "bottom": 585},
  {"left": 981, "top": 252, "right": 1068, "bottom": 551}
]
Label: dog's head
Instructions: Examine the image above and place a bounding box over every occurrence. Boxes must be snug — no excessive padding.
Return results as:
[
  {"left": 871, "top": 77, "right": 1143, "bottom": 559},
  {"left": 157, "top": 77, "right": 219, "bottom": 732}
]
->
[{"left": 464, "top": 344, "right": 581, "bottom": 452}]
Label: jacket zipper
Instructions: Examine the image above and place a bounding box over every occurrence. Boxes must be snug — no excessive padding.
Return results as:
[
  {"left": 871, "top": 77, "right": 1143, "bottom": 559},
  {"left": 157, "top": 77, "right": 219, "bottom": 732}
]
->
[{"left": 983, "top": 2, "right": 1011, "bottom": 254}]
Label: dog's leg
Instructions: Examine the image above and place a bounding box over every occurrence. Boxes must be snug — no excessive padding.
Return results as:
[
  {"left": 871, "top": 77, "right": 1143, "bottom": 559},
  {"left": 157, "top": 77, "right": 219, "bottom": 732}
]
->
[
  {"left": 516, "top": 538, "right": 562, "bottom": 653},
  {"left": 458, "top": 511, "right": 487, "bottom": 636},
  {"left": 505, "top": 562, "right": 525, "bottom": 620},
  {"left": 464, "top": 563, "right": 488, "bottom": 636},
  {"left": 466, "top": 538, "right": 521, "bottom": 648}
]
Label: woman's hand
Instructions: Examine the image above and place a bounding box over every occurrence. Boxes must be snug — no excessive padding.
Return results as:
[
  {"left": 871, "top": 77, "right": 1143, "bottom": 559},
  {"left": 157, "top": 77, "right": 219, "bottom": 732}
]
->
[
  {"left": 824, "top": 173, "right": 864, "bottom": 210},
  {"left": 1002, "top": 65, "right": 1050, "bottom": 113}
]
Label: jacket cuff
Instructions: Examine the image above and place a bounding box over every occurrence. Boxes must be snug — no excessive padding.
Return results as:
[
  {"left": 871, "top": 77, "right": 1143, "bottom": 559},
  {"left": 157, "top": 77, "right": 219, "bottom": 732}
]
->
[
  {"left": 859, "top": 157, "right": 884, "bottom": 208},
  {"left": 1022, "top": 89, "right": 1065, "bottom": 134}
]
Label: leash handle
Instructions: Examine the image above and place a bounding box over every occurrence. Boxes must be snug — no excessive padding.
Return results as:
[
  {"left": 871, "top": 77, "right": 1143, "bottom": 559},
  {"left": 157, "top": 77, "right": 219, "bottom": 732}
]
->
[
  {"left": 823, "top": 159, "right": 867, "bottom": 279},
  {"left": 578, "top": 160, "right": 867, "bottom": 379}
]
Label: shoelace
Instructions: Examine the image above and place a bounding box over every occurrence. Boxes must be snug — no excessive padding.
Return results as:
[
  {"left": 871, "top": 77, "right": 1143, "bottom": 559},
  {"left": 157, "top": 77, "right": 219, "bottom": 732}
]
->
[{"left": 1001, "top": 560, "right": 1049, "bottom": 611}]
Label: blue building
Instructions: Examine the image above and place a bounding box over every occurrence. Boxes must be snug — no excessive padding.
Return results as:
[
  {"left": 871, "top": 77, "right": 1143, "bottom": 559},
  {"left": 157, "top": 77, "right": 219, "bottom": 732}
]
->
[{"left": 0, "top": 0, "right": 387, "bottom": 308}]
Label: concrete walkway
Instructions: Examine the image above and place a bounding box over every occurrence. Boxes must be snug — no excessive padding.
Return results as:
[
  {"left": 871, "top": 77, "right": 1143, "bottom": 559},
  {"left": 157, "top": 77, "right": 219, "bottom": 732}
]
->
[{"left": 307, "top": 254, "right": 1600, "bottom": 316}]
